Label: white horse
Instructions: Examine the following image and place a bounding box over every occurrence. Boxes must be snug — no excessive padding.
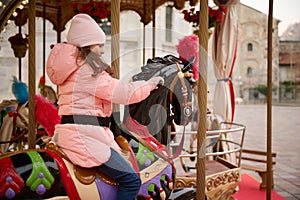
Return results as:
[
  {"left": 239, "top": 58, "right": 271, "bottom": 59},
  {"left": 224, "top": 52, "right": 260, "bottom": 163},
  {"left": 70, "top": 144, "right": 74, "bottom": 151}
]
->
[
  {"left": 39, "top": 85, "right": 58, "bottom": 105},
  {"left": 0, "top": 100, "right": 28, "bottom": 152},
  {"left": 0, "top": 83, "right": 58, "bottom": 153}
]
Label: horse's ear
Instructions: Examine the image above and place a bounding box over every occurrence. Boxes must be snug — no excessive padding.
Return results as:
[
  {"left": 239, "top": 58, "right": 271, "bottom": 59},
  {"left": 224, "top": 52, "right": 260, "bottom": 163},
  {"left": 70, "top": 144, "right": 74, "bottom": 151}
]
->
[{"left": 182, "top": 56, "right": 195, "bottom": 72}]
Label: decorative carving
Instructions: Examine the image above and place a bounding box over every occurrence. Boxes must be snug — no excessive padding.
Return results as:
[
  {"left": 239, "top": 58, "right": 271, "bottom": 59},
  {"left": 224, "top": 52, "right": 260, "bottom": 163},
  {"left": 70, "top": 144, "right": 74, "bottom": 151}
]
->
[
  {"left": 206, "top": 170, "right": 240, "bottom": 191},
  {"left": 174, "top": 168, "right": 240, "bottom": 200},
  {"left": 1, "top": 0, "right": 191, "bottom": 32}
]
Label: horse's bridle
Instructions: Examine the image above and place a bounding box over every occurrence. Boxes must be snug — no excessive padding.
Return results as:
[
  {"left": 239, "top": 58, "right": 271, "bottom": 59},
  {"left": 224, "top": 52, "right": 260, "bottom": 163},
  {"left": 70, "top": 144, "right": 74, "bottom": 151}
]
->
[
  {"left": 13, "top": 103, "right": 28, "bottom": 128},
  {"left": 166, "top": 62, "right": 194, "bottom": 159},
  {"left": 169, "top": 62, "right": 193, "bottom": 125},
  {"left": 11, "top": 104, "right": 28, "bottom": 145}
]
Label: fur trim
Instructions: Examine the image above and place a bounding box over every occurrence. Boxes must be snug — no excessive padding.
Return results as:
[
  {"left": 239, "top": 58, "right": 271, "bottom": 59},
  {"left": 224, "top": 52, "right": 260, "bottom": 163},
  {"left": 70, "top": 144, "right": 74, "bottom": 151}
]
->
[
  {"left": 35, "top": 95, "right": 60, "bottom": 137},
  {"left": 176, "top": 35, "right": 199, "bottom": 80}
]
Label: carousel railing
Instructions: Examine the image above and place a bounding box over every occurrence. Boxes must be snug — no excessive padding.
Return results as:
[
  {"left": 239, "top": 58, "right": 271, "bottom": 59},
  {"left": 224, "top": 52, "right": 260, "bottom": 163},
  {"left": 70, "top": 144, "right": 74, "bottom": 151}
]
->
[{"left": 173, "top": 122, "right": 246, "bottom": 200}]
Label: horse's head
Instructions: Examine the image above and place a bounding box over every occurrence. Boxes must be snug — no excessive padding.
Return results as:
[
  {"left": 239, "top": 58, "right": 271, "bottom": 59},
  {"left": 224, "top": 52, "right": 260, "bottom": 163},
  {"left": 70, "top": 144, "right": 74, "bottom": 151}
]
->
[
  {"left": 39, "top": 85, "right": 58, "bottom": 105},
  {"left": 123, "top": 55, "right": 196, "bottom": 145}
]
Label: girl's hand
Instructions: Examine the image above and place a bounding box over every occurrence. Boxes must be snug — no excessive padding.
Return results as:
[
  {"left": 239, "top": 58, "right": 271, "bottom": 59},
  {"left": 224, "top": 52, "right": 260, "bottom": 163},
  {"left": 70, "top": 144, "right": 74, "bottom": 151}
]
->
[{"left": 148, "top": 77, "right": 164, "bottom": 88}]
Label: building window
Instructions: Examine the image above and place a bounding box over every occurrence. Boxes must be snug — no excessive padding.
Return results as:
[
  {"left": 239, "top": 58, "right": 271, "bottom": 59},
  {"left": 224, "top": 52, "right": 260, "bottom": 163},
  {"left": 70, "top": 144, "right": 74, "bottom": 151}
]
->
[
  {"left": 247, "top": 67, "right": 253, "bottom": 77},
  {"left": 247, "top": 43, "right": 253, "bottom": 51},
  {"left": 165, "top": 5, "right": 173, "bottom": 42}
]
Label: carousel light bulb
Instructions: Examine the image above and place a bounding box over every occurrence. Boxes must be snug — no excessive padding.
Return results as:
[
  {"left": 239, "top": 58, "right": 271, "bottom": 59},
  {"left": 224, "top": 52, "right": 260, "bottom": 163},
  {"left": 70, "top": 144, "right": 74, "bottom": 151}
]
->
[
  {"left": 0, "top": 2, "right": 3, "bottom": 7},
  {"left": 13, "top": 12, "right": 18, "bottom": 17},
  {"left": 18, "top": 5, "right": 24, "bottom": 10}
]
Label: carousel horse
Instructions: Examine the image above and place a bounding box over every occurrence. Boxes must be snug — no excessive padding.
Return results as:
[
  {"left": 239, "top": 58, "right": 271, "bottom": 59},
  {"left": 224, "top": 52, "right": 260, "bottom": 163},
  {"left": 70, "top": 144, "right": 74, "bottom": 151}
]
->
[
  {"left": 0, "top": 77, "right": 29, "bottom": 153},
  {"left": 0, "top": 54, "right": 197, "bottom": 200},
  {"left": 39, "top": 85, "right": 58, "bottom": 106},
  {"left": 38, "top": 76, "right": 58, "bottom": 106},
  {"left": 0, "top": 100, "right": 28, "bottom": 153},
  {"left": 0, "top": 77, "right": 59, "bottom": 153}
]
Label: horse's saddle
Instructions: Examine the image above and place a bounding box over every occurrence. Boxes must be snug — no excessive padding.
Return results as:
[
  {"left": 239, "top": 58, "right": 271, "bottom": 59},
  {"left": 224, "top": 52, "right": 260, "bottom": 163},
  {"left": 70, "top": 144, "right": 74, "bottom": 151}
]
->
[{"left": 46, "top": 142, "right": 118, "bottom": 186}]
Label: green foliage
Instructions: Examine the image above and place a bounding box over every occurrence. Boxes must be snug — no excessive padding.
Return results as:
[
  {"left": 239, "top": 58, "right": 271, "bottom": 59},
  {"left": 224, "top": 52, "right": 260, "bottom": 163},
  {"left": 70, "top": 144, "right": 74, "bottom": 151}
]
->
[
  {"left": 281, "top": 80, "right": 294, "bottom": 93},
  {"left": 254, "top": 85, "right": 268, "bottom": 96}
]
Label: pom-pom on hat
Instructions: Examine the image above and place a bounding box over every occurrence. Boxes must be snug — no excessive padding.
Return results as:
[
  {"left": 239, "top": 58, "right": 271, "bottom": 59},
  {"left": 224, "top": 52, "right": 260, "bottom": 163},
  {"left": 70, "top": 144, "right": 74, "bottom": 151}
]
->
[{"left": 67, "top": 14, "right": 106, "bottom": 47}]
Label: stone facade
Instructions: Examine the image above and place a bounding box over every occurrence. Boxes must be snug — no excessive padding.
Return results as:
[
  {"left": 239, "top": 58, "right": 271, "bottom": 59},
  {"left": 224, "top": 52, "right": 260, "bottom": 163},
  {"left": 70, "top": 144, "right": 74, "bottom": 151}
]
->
[
  {"left": 279, "top": 41, "right": 300, "bottom": 101},
  {"left": 234, "top": 4, "right": 280, "bottom": 103}
]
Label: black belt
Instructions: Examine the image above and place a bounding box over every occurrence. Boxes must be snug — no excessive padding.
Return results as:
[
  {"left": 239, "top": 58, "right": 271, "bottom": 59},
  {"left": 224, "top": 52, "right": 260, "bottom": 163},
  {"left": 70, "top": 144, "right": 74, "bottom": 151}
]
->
[{"left": 61, "top": 115, "right": 110, "bottom": 127}]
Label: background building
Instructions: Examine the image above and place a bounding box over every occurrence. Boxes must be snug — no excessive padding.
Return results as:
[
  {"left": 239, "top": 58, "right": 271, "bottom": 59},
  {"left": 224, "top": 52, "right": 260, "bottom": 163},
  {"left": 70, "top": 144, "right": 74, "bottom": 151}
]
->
[
  {"left": 279, "top": 40, "right": 300, "bottom": 102},
  {"left": 233, "top": 4, "right": 280, "bottom": 103}
]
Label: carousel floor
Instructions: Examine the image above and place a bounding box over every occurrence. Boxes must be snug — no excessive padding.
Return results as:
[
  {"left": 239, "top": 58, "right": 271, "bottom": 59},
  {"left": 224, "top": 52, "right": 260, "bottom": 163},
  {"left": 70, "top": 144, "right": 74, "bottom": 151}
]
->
[{"left": 232, "top": 174, "right": 285, "bottom": 200}]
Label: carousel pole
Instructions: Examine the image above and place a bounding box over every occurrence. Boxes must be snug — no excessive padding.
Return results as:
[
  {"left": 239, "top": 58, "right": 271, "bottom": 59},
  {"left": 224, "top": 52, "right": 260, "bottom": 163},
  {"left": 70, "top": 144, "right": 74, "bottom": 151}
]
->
[
  {"left": 41, "top": 2, "right": 46, "bottom": 95},
  {"left": 266, "top": 0, "right": 274, "bottom": 199},
  {"left": 43, "top": 2, "right": 46, "bottom": 79},
  {"left": 56, "top": 6, "right": 62, "bottom": 43},
  {"left": 111, "top": 0, "right": 120, "bottom": 122},
  {"left": 197, "top": 0, "right": 209, "bottom": 199},
  {"left": 152, "top": 0, "right": 156, "bottom": 58},
  {"left": 143, "top": 1, "right": 146, "bottom": 64},
  {"left": 28, "top": 0, "right": 36, "bottom": 149},
  {"left": 18, "top": 25, "right": 21, "bottom": 81},
  {"left": 111, "top": 0, "right": 120, "bottom": 79}
]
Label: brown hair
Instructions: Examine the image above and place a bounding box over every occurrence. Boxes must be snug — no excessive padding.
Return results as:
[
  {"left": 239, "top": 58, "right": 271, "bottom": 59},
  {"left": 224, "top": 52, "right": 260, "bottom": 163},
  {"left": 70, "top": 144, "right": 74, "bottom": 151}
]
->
[{"left": 76, "top": 46, "right": 115, "bottom": 77}]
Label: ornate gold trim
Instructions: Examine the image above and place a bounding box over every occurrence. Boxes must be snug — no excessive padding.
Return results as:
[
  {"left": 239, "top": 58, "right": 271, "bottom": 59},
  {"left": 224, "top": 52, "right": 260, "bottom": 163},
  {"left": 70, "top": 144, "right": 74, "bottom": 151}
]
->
[{"left": 174, "top": 168, "right": 240, "bottom": 200}]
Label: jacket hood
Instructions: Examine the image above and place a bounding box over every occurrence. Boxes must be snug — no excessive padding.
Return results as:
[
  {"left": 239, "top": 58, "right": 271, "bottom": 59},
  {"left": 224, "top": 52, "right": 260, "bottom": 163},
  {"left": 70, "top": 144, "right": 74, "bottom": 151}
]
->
[{"left": 46, "top": 43, "right": 84, "bottom": 85}]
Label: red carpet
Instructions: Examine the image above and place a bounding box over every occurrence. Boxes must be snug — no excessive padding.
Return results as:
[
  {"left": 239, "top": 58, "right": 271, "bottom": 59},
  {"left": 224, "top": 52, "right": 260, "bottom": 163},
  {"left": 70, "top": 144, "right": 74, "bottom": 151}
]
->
[{"left": 232, "top": 174, "right": 285, "bottom": 200}]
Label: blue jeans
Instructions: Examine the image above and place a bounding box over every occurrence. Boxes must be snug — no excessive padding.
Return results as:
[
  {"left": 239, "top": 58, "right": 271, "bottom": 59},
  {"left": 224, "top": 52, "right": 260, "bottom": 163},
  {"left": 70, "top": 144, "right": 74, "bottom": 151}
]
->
[{"left": 97, "top": 148, "right": 141, "bottom": 200}]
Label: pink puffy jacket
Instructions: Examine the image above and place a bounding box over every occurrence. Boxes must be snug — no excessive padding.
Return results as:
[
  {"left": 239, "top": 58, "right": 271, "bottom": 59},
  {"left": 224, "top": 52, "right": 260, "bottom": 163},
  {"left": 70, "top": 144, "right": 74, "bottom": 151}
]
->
[{"left": 46, "top": 43, "right": 160, "bottom": 167}]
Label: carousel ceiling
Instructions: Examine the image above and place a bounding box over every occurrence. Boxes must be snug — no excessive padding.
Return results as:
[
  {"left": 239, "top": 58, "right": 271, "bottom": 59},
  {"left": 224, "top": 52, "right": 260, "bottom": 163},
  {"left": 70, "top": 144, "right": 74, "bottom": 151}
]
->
[{"left": 0, "top": 0, "right": 198, "bottom": 32}]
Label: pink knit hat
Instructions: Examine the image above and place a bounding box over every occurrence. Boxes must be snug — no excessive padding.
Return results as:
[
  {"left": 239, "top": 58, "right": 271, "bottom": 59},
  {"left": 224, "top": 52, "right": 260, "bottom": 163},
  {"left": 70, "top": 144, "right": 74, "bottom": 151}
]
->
[{"left": 67, "top": 14, "right": 106, "bottom": 47}]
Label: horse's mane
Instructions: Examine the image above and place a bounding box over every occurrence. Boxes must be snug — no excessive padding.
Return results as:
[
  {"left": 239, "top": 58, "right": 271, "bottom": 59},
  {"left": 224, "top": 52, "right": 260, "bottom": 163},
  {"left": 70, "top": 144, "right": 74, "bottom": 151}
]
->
[
  {"left": 0, "top": 100, "right": 18, "bottom": 111},
  {"left": 131, "top": 55, "right": 184, "bottom": 81}
]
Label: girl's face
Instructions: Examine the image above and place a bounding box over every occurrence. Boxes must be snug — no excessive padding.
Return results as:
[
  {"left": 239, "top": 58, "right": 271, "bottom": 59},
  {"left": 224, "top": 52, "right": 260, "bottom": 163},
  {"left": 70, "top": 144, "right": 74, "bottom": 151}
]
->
[{"left": 90, "top": 44, "right": 104, "bottom": 56}]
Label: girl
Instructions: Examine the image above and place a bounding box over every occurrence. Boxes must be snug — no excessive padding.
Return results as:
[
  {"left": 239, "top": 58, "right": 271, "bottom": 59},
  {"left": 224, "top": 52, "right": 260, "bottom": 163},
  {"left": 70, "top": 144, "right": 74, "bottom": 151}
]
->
[{"left": 46, "top": 14, "right": 164, "bottom": 200}]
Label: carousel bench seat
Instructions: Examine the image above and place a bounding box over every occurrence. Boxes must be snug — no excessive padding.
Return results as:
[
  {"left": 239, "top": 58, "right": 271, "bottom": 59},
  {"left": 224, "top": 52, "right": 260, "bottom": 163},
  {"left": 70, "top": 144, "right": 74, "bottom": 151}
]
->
[
  {"left": 180, "top": 159, "right": 236, "bottom": 177},
  {"left": 238, "top": 148, "right": 277, "bottom": 190}
]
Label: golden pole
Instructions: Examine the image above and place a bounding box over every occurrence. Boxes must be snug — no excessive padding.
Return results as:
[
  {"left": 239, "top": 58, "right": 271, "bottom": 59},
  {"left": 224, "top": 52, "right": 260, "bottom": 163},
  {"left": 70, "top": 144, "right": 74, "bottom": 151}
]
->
[
  {"left": 111, "top": 0, "right": 120, "bottom": 121},
  {"left": 28, "top": 0, "right": 36, "bottom": 149},
  {"left": 18, "top": 26, "right": 21, "bottom": 81},
  {"left": 143, "top": 0, "right": 146, "bottom": 64},
  {"left": 152, "top": 0, "right": 156, "bottom": 58},
  {"left": 197, "top": 0, "right": 208, "bottom": 199},
  {"left": 111, "top": 0, "right": 120, "bottom": 79},
  {"left": 267, "top": 0, "right": 274, "bottom": 199}
]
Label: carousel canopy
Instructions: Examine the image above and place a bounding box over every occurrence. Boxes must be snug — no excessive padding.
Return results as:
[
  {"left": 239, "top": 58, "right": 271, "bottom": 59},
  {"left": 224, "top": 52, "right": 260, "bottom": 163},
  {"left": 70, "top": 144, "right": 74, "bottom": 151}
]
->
[{"left": 0, "top": 0, "right": 198, "bottom": 32}]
